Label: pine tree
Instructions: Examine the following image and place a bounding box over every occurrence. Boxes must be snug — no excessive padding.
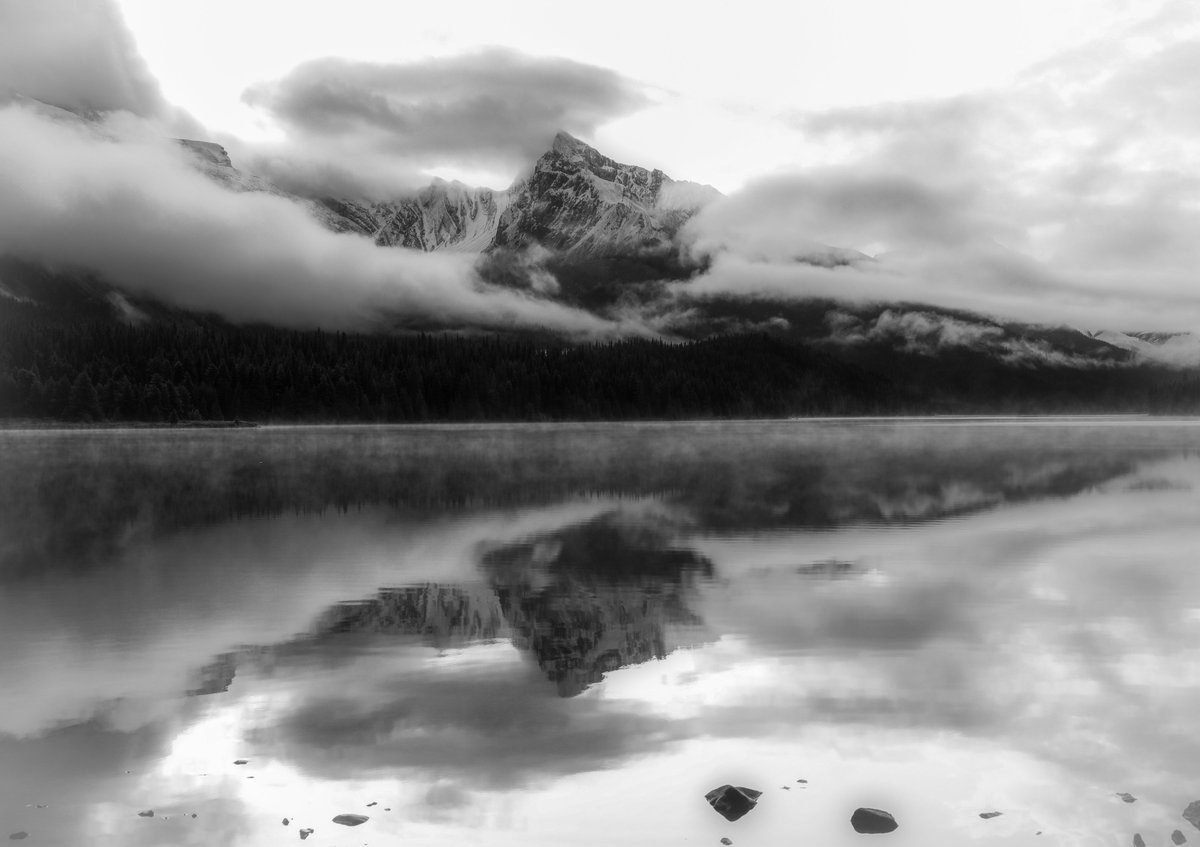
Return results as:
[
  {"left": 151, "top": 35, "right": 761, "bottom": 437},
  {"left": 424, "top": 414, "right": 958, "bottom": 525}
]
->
[{"left": 66, "top": 371, "right": 103, "bottom": 422}]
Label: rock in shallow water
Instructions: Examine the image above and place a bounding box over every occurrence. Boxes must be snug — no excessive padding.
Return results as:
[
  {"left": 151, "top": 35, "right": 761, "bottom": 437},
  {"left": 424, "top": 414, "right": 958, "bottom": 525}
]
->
[
  {"left": 1134, "top": 834, "right": 1145, "bottom": 847},
  {"left": 851, "top": 807, "right": 899, "bottom": 834},
  {"left": 1117, "top": 792, "right": 1137, "bottom": 804},
  {"left": 1174, "top": 831, "right": 1188, "bottom": 845},
  {"left": 332, "top": 814, "right": 368, "bottom": 826},
  {"left": 9, "top": 834, "right": 28, "bottom": 841},
  {"left": 979, "top": 811, "right": 1003, "bottom": 819},
  {"left": 299, "top": 828, "right": 314, "bottom": 840},
  {"left": 1186, "top": 801, "right": 1200, "bottom": 831},
  {"left": 705, "top": 785, "right": 762, "bottom": 822},
  {"left": 137, "top": 810, "right": 154, "bottom": 818}
]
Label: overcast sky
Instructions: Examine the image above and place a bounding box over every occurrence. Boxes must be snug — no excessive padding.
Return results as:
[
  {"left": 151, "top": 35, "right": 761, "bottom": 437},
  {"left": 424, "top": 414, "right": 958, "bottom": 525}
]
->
[
  {"left": 113, "top": 0, "right": 1157, "bottom": 191},
  {"left": 3, "top": 0, "right": 1200, "bottom": 333}
]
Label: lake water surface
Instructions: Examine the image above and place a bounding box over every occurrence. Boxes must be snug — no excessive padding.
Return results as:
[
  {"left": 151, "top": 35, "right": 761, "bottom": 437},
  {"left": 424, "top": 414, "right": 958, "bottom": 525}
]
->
[{"left": 3, "top": 420, "right": 1200, "bottom": 846}]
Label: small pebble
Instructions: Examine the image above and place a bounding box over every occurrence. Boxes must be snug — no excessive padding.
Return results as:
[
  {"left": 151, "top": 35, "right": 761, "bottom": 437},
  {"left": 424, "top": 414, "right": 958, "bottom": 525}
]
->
[
  {"left": 9, "top": 834, "right": 29, "bottom": 842},
  {"left": 233, "top": 760, "right": 248, "bottom": 765},
  {"left": 1173, "top": 830, "right": 1188, "bottom": 845},
  {"left": 980, "top": 811, "right": 1003, "bottom": 819},
  {"left": 720, "top": 839, "right": 732, "bottom": 846},
  {"left": 299, "top": 828, "right": 314, "bottom": 840},
  {"left": 1117, "top": 793, "right": 1137, "bottom": 804},
  {"left": 283, "top": 818, "right": 289, "bottom": 826},
  {"left": 137, "top": 810, "right": 154, "bottom": 818},
  {"left": 1134, "top": 834, "right": 1146, "bottom": 847},
  {"left": 366, "top": 802, "right": 377, "bottom": 807}
]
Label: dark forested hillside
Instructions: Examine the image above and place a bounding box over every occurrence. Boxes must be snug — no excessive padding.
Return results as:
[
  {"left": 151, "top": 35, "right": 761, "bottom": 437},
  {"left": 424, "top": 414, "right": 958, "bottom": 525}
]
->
[
  {"left": 0, "top": 306, "right": 897, "bottom": 422},
  {"left": 2, "top": 303, "right": 1199, "bottom": 423}
]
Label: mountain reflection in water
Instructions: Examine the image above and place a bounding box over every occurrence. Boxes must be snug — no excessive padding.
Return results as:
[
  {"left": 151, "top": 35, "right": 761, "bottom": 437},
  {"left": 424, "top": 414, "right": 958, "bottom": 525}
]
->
[{"left": 2, "top": 421, "right": 1200, "bottom": 847}]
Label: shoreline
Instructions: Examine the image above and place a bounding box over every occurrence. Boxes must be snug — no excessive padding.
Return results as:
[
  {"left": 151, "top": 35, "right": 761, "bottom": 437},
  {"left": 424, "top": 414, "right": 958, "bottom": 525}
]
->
[{"left": 0, "top": 413, "right": 1189, "bottom": 432}]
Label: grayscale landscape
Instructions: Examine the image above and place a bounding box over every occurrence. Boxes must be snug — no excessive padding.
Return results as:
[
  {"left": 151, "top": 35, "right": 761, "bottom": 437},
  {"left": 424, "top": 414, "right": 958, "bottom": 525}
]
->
[{"left": 3, "top": 2, "right": 1200, "bottom": 845}]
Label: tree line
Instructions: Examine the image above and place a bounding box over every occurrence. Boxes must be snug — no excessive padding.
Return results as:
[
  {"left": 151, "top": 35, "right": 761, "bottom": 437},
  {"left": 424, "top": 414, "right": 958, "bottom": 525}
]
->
[
  {"left": 0, "top": 310, "right": 896, "bottom": 422},
  {"left": 3, "top": 306, "right": 1200, "bottom": 423}
]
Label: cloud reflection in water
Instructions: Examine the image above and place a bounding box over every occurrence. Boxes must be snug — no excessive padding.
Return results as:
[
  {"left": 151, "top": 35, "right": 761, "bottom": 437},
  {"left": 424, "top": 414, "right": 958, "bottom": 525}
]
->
[{"left": 2, "top": 423, "right": 1199, "bottom": 845}]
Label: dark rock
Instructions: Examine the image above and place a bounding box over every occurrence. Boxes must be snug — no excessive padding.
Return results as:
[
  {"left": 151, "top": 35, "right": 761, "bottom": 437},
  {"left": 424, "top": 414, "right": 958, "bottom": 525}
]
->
[
  {"left": 190, "top": 814, "right": 197, "bottom": 819},
  {"left": 282, "top": 818, "right": 289, "bottom": 826},
  {"left": 797, "top": 779, "right": 808, "bottom": 783},
  {"left": 705, "top": 785, "right": 762, "bottom": 822},
  {"left": 137, "top": 810, "right": 154, "bottom": 818},
  {"left": 233, "top": 760, "right": 248, "bottom": 765},
  {"left": 1117, "top": 792, "right": 1137, "bottom": 803},
  {"left": 720, "top": 839, "right": 732, "bottom": 846},
  {"left": 1186, "top": 801, "right": 1200, "bottom": 831},
  {"left": 781, "top": 786, "right": 791, "bottom": 790},
  {"left": 299, "top": 828, "right": 314, "bottom": 840},
  {"left": 851, "top": 807, "right": 899, "bottom": 834},
  {"left": 980, "top": 811, "right": 1003, "bottom": 819},
  {"left": 367, "top": 802, "right": 377, "bottom": 807},
  {"left": 1174, "top": 831, "right": 1188, "bottom": 845},
  {"left": 9, "top": 834, "right": 28, "bottom": 841},
  {"left": 332, "top": 814, "right": 368, "bottom": 826},
  {"left": 1134, "top": 834, "right": 1145, "bottom": 847}
]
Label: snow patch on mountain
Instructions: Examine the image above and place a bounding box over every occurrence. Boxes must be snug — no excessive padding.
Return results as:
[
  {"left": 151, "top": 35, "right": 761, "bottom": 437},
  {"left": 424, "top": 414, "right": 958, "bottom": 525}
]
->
[
  {"left": 1092, "top": 330, "right": 1200, "bottom": 365},
  {"left": 316, "top": 131, "right": 722, "bottom": 260}
]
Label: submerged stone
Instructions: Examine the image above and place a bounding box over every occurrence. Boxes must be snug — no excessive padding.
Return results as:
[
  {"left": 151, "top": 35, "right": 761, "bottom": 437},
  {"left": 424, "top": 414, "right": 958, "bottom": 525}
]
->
[
  {"left": 705, "top": 785, "right": 762, "bottom": 822},
  {"left": 1134, "top": 834, "right": 1146, "bottom": 847},
  {"left": 9, "top": 834, "right": 28, "bottom": 841},
  {"left": 1174, "top": 831, "right": 1188, "bottom": 845},
  {"left": 851, "top": 807, "right": 899, "bottom": 834},
  {"left": 282, "top": 818, "right": 289, "bottom": 826},
  {"left": 137, "top": 810, "right": 154, "bottom": 818},
  {"left": 299, "top": 828, "right": 314, "bottom": 840},
  {"left": 332, "top": 814, "right": 368, "bottom": 826},
  {"left": 980, "top": 811, "right": 1003, "bottom": 819},
  {"left": 233, "top": 759, "right": 248, "bottom": 765},
  {"left": 720, "top": 839, "right": 732, "bottom": 845},
  {"left": 1116, "top": 793, "right": 1137, "bottom": 804},
  {"left": 1186, "top": 801, "right": 1200, "bottom": 831}
]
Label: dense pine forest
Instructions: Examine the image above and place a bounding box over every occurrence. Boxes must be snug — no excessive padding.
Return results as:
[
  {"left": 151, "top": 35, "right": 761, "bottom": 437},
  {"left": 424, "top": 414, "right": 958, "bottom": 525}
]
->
[{"left": 3, "top": 304, "right": 1200, "bottom": 422}]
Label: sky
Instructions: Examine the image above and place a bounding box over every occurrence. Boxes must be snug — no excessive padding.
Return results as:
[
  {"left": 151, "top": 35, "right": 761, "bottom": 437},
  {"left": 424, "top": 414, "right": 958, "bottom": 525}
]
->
[{"left": 2, "top": 0, "right": 1200, "bottom": 334}]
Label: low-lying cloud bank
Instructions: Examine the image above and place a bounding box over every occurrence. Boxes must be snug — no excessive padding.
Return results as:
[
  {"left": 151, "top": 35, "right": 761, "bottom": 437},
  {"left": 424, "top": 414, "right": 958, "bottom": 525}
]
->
[
  {"left": 664, "top": 1, "right": 1200, "bottom": 334},
  {"left": 0, "top": 104, "right": 631, "bottom": 335}
]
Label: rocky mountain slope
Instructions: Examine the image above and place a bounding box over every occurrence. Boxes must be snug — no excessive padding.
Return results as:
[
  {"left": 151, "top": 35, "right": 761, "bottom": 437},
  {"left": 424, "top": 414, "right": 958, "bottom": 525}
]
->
[
  {"left": 317, "top": 131, "right": 721, "bottom": 258},
  {"left": 1, "top": 96, "right": 1192, "bottom": 371}
]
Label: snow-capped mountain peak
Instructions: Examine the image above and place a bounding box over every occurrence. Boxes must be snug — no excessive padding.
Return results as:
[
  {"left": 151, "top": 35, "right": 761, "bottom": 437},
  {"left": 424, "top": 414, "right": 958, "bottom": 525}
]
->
[{"left": 317, "top": 131, "right": 722, "bottom": 258}]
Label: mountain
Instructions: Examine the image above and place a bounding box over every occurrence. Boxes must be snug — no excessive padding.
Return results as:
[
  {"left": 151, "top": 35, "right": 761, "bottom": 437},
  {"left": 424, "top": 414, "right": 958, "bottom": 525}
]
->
[
  {"left": 317, "top": 131, "right": 721, "bottom": 260},
  {"left": 5, "top": 98, "right": 1200, "bottom": 426},
  {"left": 1090, "top": 330, "right": 1200, "bottom": 366}
]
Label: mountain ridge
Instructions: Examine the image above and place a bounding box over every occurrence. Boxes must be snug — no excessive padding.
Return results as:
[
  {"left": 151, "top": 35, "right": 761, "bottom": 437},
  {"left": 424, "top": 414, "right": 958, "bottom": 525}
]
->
[{"left": 315, "top": 130, "right": 722, "bottom": 259}]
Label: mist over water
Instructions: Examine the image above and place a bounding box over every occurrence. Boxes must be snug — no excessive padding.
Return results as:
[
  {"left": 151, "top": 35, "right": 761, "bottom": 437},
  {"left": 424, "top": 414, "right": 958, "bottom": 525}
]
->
[{"left": 2, "top": 421, "right": 1200, "bottom": 846}]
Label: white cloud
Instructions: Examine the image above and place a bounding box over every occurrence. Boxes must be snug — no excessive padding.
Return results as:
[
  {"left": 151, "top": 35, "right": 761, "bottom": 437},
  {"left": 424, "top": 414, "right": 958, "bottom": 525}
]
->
[{"left": 0, "top": 104, "right": 633, "bottom": 335}]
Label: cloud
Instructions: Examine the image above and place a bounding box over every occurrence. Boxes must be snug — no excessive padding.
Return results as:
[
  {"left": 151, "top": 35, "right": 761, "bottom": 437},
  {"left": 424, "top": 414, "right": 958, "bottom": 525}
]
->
[
  {"left": 0, "top": 0, "right": 197, "bottom": 133},
  {"left": 0, "top": 103, "right": 632, "bottom": 334},
  {"left": 241, "top": 49, "right": 652, "bottom": 197},
  {"left": 683, "top": 169, "right": 996, "bottom": 262},
  {"left": 674, "top": 3, "right": 1200, "bottom": 333},
  {"left": 266, "top": 656, "right": 690, "bottom": 788}
]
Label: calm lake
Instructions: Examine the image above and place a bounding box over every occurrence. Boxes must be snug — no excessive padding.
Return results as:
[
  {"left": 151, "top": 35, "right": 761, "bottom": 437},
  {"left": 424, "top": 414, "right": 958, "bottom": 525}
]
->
[{"left": 2, "top": 420, "right": 1200, "bottom": 846}]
